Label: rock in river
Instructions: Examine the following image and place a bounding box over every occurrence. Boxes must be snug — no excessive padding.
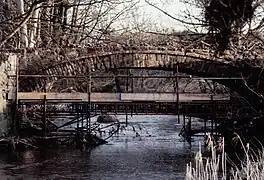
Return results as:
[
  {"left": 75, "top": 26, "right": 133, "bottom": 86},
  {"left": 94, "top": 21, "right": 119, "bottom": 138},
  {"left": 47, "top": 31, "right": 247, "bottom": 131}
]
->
[{"left": 97, "top": 115, "right": 119, "bottom": 123}]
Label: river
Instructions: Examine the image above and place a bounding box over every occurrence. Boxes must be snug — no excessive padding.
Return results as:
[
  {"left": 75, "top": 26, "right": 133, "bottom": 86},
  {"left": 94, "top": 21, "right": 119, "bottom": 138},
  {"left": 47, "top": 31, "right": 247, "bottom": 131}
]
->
[{"left": 0, "top": 115, "right": 204, "bottom": 180}]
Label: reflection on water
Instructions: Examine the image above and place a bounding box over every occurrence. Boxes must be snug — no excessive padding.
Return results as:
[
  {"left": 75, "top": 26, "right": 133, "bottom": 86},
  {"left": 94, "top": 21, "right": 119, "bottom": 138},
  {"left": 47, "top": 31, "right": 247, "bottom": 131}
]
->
[{"left": 0, "top": 115, "right": 204, "bottom": 180}]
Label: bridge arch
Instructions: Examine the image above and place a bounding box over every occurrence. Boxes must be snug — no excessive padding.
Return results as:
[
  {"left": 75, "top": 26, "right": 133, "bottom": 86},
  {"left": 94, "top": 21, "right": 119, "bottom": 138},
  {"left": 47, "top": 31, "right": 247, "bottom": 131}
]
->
[
  {"left": 43, "top": 50, "right": 239, "bottom": 93},
  {"left": 42, "top": 49, "right": 225, "bottom": 76}
]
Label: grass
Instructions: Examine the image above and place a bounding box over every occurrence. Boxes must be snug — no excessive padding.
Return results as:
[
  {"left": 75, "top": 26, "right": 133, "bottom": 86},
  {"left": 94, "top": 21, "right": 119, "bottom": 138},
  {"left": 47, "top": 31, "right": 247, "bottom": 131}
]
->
[{"left": 185, "top": 134, "right": 264, "bottom": 180}]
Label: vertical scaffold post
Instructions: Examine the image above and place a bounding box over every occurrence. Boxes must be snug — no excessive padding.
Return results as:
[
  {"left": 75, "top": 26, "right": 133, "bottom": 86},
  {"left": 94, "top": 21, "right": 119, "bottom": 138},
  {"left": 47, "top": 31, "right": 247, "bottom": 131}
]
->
[
  {"left": 215, "top": 103, "right": 218, "bottom": 136},
  {"left": 88, "top": 66, "right": 92, "bottom": 134},
  {"left": 204, "top": 118, "right": 207, "bottom": 136},
  {"left": 131, "top": 104, "right": 133, "bottom": 117},
  {"left": 204, "top": 117, "right": 207, "bottom": 147},
  {"left": 95, "top": 103, "right": 97, "bottom": 116},
  {"left": 183, "top": 105, "right": 186, "bottom": 127},
  {"left": 211, "top": 94, "right": 214, "bottom": 134},
  {"left": 81, "top": 103, "right": 84, "bottom": 132},
  {"left": 131, "top": 70, "right": 134, "bottom": 93},
  {"left": 43, "top": 95, "right": 47, "bottom": 137},
  {"left": 14, "top": 55, "right": 19, "bottom": 135},
  {"left": 81, "top": 103, "right": 83, "bottom": 132},
  {"left": 176, "top": 64, "right": 180, "bottom": 123},
  {"left": 77, "top": 104, "right": 79, "bottom": 130},
  {"left": 126, "top": 69, "right": 129, "bottom": 92},
  {"left": 125, "top": 104, "right": 128, "bottom": 127},
  {"left": 188, "top": 116, "right": 192, "bottom": 134}
]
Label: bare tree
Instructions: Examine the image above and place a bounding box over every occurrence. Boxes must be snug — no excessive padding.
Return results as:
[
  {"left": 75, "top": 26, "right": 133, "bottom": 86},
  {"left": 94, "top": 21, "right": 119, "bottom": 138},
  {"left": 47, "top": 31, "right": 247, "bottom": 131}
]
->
[{"left": 0, "top": 0, "right": 140, "bottom": 50}]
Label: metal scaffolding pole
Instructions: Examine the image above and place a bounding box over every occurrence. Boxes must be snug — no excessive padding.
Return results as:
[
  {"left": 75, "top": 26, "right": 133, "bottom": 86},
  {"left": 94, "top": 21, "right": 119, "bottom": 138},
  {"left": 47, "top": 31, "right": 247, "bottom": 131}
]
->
[
  {"left": 14, "top": 55, "right": 19, "bottom": 135},
  {"left": 88, "top": 66, "right": 91, "bottom": 134},
  {"left": 176, "top": 64, "right": 180, "bottom": 124},
  {"left": 43, "top": 95, "right": 47, "bottom": 137}
]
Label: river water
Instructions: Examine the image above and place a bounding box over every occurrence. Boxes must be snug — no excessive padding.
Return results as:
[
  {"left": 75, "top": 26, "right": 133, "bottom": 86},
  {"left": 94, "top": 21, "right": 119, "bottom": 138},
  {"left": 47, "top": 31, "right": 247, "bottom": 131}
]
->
[{"left": 0, "top": 115, "right": 204, "bottom": 180}]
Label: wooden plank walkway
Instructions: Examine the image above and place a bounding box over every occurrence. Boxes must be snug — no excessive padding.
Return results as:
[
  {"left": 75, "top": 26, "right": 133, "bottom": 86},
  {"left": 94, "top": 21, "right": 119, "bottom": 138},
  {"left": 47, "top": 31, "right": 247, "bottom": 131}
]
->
[{"left": 16, "top": 92, "right": 229, "bottom": 102}]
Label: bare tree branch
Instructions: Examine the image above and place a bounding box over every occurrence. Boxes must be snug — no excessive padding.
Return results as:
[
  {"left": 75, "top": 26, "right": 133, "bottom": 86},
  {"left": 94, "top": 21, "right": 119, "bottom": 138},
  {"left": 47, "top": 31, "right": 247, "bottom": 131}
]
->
[
  {"left": 0, "top": 0, "right": 45, "bottom": 48},
  {"left": 144, "top": 0, "right": 204, "bottom": 26}
]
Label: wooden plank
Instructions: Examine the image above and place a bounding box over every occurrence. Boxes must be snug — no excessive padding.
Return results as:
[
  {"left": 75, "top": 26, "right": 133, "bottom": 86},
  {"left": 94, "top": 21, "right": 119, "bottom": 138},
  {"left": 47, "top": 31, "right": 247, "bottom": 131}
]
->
[
  {"left": 17, "top": 92, "right": 117, "bottom": 102},
  {"left": 121, "top": 93, "right": 229, "bottom": 101},
  {"left": 17, "top": 92, "right": 229, "bottom": 102}
]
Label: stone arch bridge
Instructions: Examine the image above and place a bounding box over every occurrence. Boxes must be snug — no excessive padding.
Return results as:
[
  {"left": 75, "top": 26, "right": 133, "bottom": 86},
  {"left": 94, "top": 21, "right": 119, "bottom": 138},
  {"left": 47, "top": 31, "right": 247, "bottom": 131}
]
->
[{"left": 20, "top": 47, "right": 264, "bottom": 108}]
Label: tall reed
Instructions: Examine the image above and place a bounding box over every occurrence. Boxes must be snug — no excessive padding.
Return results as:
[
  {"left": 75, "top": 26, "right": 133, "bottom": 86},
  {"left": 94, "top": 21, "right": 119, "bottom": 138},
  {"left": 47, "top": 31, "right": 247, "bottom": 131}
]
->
[{"left": 185, "top": 134, "right": 264, "bottom": 180}]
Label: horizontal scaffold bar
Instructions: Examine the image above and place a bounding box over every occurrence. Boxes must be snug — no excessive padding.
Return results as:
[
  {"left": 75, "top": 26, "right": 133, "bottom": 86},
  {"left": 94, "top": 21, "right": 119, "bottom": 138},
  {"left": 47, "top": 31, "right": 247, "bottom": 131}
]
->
[{"left": 8, "top": 74, "right": 243, "bottom": 80}]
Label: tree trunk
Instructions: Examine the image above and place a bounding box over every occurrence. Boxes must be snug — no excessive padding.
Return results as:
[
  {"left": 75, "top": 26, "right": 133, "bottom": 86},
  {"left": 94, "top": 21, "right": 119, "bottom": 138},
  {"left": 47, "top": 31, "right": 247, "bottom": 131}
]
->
[
  {"left": 16, "top": 0, "right": 28, "bottom": 47},
  {"left": 29, "top": 3, "right": 41, "bottom": 48}
]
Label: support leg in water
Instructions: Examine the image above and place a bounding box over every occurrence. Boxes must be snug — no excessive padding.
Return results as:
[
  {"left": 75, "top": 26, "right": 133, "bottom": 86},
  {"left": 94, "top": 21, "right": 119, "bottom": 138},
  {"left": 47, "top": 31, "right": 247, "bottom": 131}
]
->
[{"left": 179, "top": 119, "right": 192, "bottom": 144}]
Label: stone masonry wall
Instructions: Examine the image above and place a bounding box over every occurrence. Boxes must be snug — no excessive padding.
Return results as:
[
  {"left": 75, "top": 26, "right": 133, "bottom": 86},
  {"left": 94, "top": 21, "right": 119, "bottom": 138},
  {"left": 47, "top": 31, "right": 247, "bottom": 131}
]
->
[{"left": 0, "top": 53, "right": 17, "bottom": 135}]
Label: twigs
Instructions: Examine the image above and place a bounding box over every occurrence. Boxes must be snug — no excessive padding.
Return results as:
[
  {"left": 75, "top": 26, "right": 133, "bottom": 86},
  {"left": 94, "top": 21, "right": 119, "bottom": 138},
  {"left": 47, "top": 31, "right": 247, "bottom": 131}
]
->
[{"left": 241, "top": 74, "right": 264, "bottom": 99}]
